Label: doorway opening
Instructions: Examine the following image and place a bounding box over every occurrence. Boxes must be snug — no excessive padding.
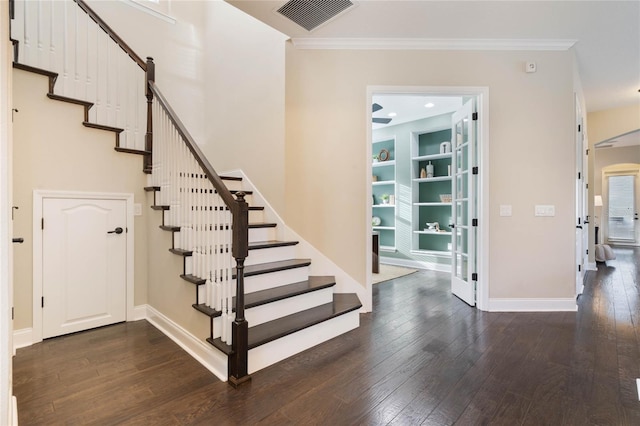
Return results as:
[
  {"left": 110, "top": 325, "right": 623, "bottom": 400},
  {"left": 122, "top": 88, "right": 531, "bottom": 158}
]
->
[
  {"left": 366, "top": 86, "right": 489, "bottom": 310},
  {"left": 601, "top": 166, "right": 640, "bottom": 246}
]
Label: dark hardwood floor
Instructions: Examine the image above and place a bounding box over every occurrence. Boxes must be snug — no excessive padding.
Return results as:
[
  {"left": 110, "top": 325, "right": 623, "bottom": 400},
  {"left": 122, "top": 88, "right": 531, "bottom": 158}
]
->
[{"left": 14, "top": 247, "right": 640, "bottom": 425}]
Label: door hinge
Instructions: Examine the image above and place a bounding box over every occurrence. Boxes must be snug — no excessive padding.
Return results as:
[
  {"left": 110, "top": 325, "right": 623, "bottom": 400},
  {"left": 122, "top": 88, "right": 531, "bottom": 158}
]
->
[
  {"left": 578, "top": 124, "right": 581, "bottom": 132},
  {"left": 578, "top": 172, "right": 581, "bottom": 179},
  {"left": 586, "top": 149, "right": 589, "bottom": 156},
  {"left": 586, "top": 249, "right": 589, "bottom": 255},
  {"left": 578, "top": 217, "right": 581, "bottom": 225},
  {"left": 41, "top": 218, "right": 44, "bottom": 230},
  {"left": 586, "top": 183, "right": 588, "bottom": 189},
  {"left": 578, "top": 265, "right": 582, "bottom": 272},
  {"left": 472, "top": 112, "right": 478, "bottom": 121},
  {"left": 472, "top": 166, "right": 479, "bottom": 175},
  {"left": 11, "top": 307, "right": 14, "bottom": 320},
  {"left": 472, "top": 218, "right": 478, "bottom": 227},
  {"left": 41, "top": 297, "right": 44, "bottom": 308},
  {"left": 472, "top": 272, "right": 478, "bottom": 281}
]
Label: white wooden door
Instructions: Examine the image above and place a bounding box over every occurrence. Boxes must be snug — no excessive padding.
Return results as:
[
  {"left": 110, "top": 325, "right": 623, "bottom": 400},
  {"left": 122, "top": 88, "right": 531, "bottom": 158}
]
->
[
  {"left": 451, "top": 100, "right": 477, "bottom": 306},
  {"left": 42, "top": 198, "right": 127, "bottom": 338}
]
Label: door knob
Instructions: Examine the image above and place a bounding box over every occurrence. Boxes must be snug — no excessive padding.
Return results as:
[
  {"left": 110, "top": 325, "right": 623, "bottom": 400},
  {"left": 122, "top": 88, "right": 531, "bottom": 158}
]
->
[{"left": 107, "top": 227, "right": 124, "bottom": 235}]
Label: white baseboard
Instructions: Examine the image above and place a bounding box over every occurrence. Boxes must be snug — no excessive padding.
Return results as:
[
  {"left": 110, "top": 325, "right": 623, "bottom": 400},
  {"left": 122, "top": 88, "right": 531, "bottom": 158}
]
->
[
  {"left": 143, "top": 305, "right": 228, "bottom": 382},
  {"left": 586, "top": 262, "right": 597, "bottom": 271},
  {"left": 13, "top": 328, "right": 33, "bottom": 353},
  {"left": 381, "top": 256, "right": 451, "bottom": 273},
  {"left": 488, "top": 298, "right": 577, "bottom": 312},
  {"left": 11, "top": 396, "right": 17, "bottom": 426},
  {"left": 132, "top": 304, "right": 148, "bottom": 321}
]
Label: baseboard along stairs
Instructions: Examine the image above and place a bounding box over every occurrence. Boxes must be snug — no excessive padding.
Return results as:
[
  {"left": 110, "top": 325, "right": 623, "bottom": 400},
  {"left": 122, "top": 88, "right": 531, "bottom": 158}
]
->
[{"left": 10, "top": 0, "right": 361, "bottom": 384}]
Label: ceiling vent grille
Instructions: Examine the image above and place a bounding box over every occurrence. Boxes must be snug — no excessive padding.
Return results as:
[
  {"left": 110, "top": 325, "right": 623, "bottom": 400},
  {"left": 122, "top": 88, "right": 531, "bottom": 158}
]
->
[{"left": 277, "top": 0, "right": 354, "bottom": 32}]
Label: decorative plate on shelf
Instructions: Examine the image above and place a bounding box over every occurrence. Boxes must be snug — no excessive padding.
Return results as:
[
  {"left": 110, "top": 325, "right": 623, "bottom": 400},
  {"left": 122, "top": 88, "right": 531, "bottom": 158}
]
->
[{"left": 372, "top": 216, "right": 381, "bottom": 226}]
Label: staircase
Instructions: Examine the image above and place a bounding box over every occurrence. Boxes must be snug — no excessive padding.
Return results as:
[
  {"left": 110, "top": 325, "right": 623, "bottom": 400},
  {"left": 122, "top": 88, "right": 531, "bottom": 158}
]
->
[{"left": 9, "top": 0, "right": 361, "bottom": 384}]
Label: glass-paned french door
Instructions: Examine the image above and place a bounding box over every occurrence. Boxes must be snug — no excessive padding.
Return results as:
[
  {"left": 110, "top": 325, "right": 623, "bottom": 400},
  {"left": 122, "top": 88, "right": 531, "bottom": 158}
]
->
[{"left": 451, "top": 100, "right": 477, "bottom": 306}]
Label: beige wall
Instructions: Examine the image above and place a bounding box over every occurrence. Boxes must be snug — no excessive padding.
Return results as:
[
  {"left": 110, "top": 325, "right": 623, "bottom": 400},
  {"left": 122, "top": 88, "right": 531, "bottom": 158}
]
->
[
  {"left": 12, "top": 69, "right": 149, "bottom": 330},
  {"left": 285, "top": 47, "right": 577, "bottom": 301},
  {"left": 202, "top": 1, "right": 288, "bottom": 215}
]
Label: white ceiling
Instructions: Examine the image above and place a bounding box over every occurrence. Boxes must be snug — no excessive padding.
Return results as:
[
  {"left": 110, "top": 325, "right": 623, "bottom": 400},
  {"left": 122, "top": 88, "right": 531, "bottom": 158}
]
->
[
  {"left": 372, "top": 95, "right": 462, "bottom": 129},
  {"left": 227, "top": 0, "right": 640, "bottom": 113}
]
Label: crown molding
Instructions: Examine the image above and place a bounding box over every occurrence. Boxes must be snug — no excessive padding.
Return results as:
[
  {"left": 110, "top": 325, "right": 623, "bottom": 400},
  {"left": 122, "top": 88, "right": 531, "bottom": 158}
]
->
[{"left": 291, "top": 38, "right": 577, "bottom": 51}]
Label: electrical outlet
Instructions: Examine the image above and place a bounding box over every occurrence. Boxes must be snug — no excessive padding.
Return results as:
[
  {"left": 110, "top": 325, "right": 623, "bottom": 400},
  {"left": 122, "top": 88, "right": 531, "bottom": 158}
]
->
[
  {"left": 535, "top": 205, "right": 555, "bottom": 217},
  {"left": 499, "top": 205, "right": 512, "bottom": 217},
  {"left": 526, "top": 61, "right": 537, "bottom": 73}
]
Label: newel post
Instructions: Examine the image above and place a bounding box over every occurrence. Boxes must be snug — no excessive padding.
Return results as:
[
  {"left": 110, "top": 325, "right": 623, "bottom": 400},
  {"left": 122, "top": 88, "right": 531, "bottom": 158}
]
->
[
  {"left": 144, "top": 57, "right": 155, "bottom": 173},
  {"left": 228, "top": 192, "right": 251, "bottom": 387}
]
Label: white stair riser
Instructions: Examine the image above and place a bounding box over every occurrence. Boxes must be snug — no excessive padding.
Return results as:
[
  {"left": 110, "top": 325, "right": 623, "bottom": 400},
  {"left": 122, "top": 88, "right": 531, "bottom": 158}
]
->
[
  {"left": 222, "top": 180, "right": 244, "bottom": 191},
  {"left": 247, "top": 310, "right": 360, "bottom": 374},
  {"left": 208, "top": 287, "right": 335, "bottom": 338},
  {"left": 249, "top": 209, "right": 264, "bottom": 223},
  {"left": 245, "top": 266, "right": 310, "bottom": 293},
  {"left": 246, "top": 245, "right": 297, "bottom": 266},
  {"left": 245, "top": 287, "right": 334, "bottom": 327},
  {"left": 249, "top": 227, "right": 276, "bottom": 243}
]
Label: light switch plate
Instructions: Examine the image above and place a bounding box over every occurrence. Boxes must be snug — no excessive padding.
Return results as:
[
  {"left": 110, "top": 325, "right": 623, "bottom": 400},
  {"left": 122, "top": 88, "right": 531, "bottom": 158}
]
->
[
  {"left": 134, "top": 203, "right": 142, "bottom": 216},
  {"left": 535, "top": 205, "right": 555, "bottom": 217},
  {"left": 499, "top": 205, "right": 512, "bottom": 217}
]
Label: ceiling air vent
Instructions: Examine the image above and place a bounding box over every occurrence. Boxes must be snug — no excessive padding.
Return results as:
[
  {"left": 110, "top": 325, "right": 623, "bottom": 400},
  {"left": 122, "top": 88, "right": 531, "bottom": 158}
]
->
[{"left": 277, "top": 0, "right": 354, "bottom": 32}]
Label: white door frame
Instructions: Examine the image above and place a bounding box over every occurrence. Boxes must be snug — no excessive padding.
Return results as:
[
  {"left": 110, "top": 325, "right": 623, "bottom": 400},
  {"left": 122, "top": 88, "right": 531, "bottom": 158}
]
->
[
  {"left": 32, "top": 190, "right": 134, "bottom": 343},
  {"left": 602, "top": 166, "right": 640, "bottom": 246},
  {"left": 366, "top": 85, "right": 490, "bottom": 311}
]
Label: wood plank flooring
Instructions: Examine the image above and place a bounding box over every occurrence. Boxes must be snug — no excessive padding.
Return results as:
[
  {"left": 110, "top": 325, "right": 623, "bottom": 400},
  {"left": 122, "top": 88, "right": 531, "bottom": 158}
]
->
[{"left": 14, "top": 247, "right": 640, "bottom": 425}]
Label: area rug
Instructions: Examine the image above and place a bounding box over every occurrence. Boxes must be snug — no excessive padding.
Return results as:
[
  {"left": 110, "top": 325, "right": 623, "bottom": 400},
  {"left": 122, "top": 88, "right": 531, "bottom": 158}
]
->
[{"left": 373, "top": 264, "right": 418, "bottom": 284}]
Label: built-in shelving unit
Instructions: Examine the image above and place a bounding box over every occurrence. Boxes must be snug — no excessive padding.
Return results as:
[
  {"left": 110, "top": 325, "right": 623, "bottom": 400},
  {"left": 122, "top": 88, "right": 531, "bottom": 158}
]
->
[
  {"left": 372, "top": 137, "right": 396, "bottom": 252},
  {"left": 411, "top": 127, "right": 453, "bottom": 256}
]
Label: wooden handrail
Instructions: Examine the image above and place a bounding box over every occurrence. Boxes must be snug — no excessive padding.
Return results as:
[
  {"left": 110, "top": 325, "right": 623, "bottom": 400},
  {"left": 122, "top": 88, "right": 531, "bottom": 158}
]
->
[
  {"left": 74, "top": 0, "right": 147, "bottom": 71},
  {"left": 148, "top": 82, "right": 238, "bottom": 210}
]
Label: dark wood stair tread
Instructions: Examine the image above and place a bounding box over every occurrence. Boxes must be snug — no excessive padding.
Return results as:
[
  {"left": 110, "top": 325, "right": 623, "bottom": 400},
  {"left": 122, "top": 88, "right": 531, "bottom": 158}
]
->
[
  {"left": 248, "top": 222, "right": 276, "bottom": 229},
  {"left": 192, "top": 276, "right": 336, "bottom": 318},
  {"left": 83, "top": 121, "right": 123, "bottom": 133},
  {"left": 170, "top": 248, "right": 192, "bottom": 256},
  {"left": 248, "top": 240, "right": 299, "bottom": 250},
  {"left": 207, "top": 293, "right": 361, "bottom": 354},
  {"left": 238, "top": 259, "right": 311, "bottom": 278},
  {"left": 114, "top": 147, "right": 150, "bottom": 155},
  {"left": 144, "top": 186, "right": 160, "bottom": 192},
  {"left": 13, "top": 62, "right": 57, "bottom": 79},
  {"left": 182, "top": 259, "right": 311, "bottom": 285},
  {"left": 46, "top": 93, "right": 93, "bottom": 107}
]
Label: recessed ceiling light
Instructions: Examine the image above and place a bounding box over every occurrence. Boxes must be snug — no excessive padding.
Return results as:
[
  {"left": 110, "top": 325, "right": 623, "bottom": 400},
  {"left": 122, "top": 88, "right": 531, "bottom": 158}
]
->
[
  {"left": 425, "top": 103, "right": 435, "bottom": 108},
  {"left": 388, "top": 112, "right": 397, "bottom": 117}
]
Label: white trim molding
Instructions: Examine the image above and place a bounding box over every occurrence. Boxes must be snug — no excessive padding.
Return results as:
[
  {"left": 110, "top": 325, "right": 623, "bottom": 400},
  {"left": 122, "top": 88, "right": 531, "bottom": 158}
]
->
[
  {"left": 292, "top": 38, "right": 577, "bottom": 51},
  {"left": 12, "top": 328, "right": 33, "bottom": 353},
  {"left": 143, "top": 305, "right": 228, "bottom": 382},
  {"left": 586, "top": 262, "right": 597, "bottom": 271},
  {"left": 381, "top": 256, "right": 451, "bottom": 273},
  {"left": 488, "top": 298, "right": 578, "bottom": 312}
]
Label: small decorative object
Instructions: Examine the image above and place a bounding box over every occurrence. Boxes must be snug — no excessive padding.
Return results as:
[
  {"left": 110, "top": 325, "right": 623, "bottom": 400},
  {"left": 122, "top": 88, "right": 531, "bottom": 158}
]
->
[
  {"left": 426, "top": 222, "right": 440, "bottom": 231},
  {"left": 420, "top": 167, "right": 427, "bottom": 178},
  {"left": 372, "top": 175, "right": 378, "bottom": 182},
  {"left": 389, "top": 195, "right": 395, "bottom": 205},
  {"left": 440, "top": 141, "right": 451, "bottom": 154},
  {"left": 426, "top": 161, "right": 434, "bottom": 178},
  {"left": 381, "top": 194, "right": 390, "bottom": 204},
  {"left": 440, "top": 194, "right": 452, "bottom": 203},
  {"left": 378, "top": 148, "right": 390, "bottom": 162},
  {"left": 372, "top": 216, "right": 381, "bottom": 226},
  {"left": 372, "top": 154, "right": 379, "bottom": 163}
]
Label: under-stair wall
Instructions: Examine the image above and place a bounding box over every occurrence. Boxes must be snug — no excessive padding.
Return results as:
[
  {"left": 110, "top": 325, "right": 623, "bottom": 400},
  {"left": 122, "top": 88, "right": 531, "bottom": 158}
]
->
[{"left": 11, "top": 67, "right": 149, "bottom": 336}]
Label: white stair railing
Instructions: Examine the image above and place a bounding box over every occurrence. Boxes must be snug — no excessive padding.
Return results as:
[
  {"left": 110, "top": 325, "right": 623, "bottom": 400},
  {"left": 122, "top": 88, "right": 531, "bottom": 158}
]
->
[
  {"left": 151, "top": 89, "right": 239, "bottom": 344},
  {"left": 11, "top": 0, "right": 147, "bottom": 151}
]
